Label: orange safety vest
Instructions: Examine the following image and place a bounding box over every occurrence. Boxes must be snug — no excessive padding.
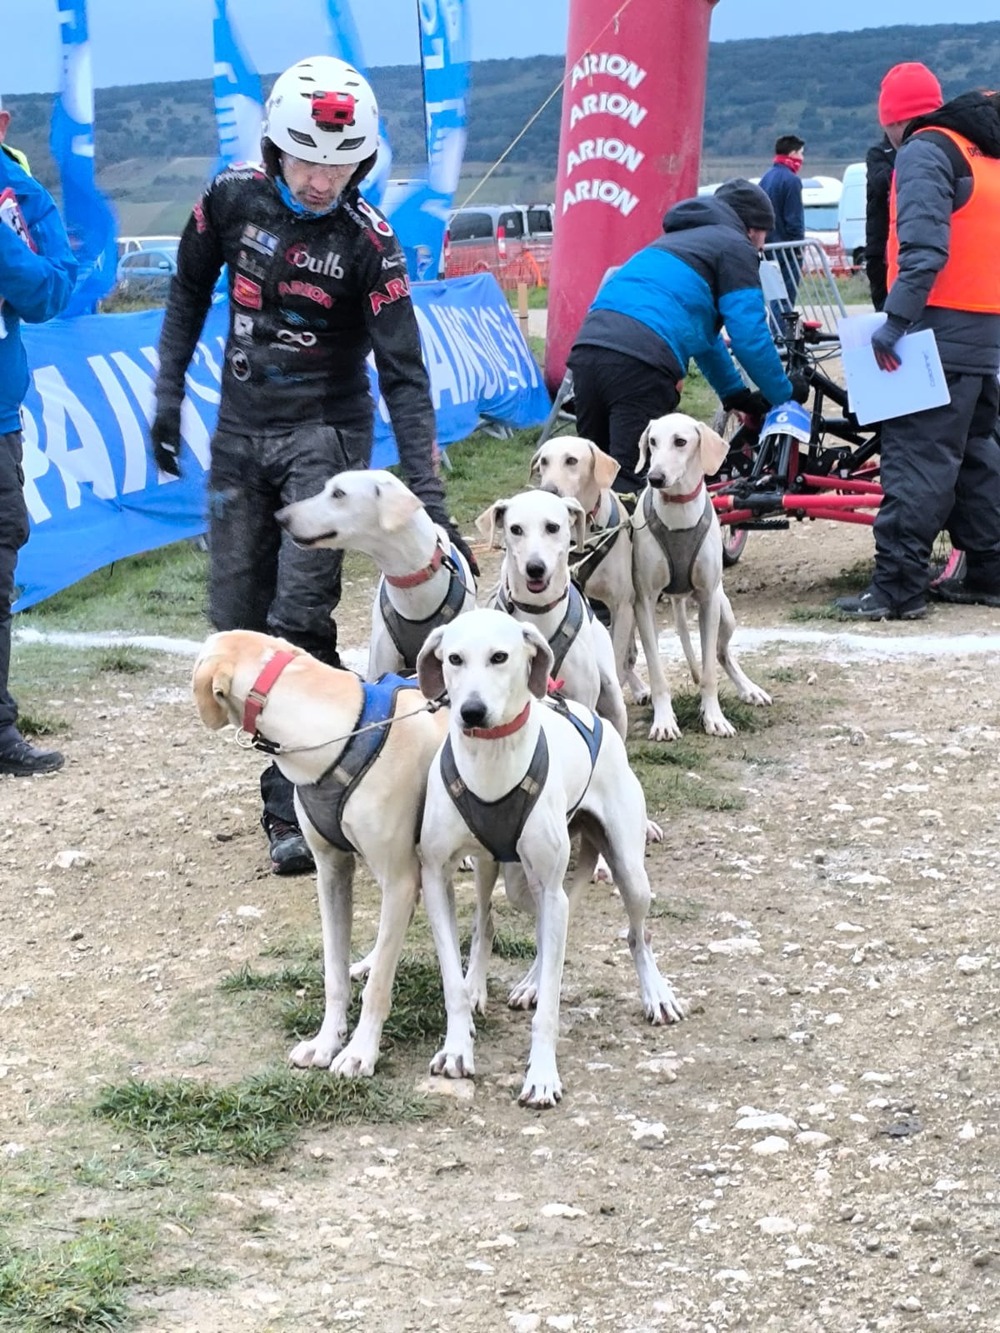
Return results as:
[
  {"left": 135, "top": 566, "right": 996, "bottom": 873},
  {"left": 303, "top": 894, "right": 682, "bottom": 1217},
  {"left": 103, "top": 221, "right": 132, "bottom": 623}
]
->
[{"left": 887, "top": 125, "right": 1000, "bottom": 313}]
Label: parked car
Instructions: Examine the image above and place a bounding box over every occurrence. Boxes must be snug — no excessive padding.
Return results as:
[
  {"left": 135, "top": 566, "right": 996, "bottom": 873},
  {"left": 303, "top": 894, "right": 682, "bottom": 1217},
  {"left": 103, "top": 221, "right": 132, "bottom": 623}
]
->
[
  {"left": 838, "top": 161, "right": 867, "bottom": 269},
  {"left": 443, "top": 203, "right": 554, "bottom": 287},
  {"left": 115, "top": 244, "right": 179, "bottom": 299},
  {"left": 116, "top": 234, "right": 182, "bottom": 259}
]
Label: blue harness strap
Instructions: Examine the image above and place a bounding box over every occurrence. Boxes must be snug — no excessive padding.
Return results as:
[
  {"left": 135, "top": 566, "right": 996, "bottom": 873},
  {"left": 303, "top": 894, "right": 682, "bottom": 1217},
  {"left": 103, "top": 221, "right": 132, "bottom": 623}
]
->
[
  {"left": 295, "top": 674, "right": 420, "bottom": 854},
  {"left": 379, "top": 545, "right": 468, "bottom": 669}
]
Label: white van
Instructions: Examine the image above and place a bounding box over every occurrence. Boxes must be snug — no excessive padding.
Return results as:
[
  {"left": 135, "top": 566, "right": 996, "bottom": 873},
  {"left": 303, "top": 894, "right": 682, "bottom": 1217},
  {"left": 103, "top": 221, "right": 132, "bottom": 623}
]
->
[
  {"left": 838, "top": 162, "right": 867, "bottom": 268},
  {"left": 800, "top": 175, "right": 842, "bottom": 252}
]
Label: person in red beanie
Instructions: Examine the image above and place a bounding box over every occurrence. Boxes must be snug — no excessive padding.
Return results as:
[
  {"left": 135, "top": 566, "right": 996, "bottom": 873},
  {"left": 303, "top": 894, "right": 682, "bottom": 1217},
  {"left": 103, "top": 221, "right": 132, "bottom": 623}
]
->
[{"left": 836, "top": 65, "right": 1000, "bottom": 619}]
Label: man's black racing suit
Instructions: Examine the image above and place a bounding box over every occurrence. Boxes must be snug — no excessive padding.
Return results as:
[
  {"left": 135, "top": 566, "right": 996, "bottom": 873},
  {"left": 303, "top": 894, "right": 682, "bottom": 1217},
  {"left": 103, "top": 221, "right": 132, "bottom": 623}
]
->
[{"left": 154, "top": 163, "right": 450, "bottom": 826}]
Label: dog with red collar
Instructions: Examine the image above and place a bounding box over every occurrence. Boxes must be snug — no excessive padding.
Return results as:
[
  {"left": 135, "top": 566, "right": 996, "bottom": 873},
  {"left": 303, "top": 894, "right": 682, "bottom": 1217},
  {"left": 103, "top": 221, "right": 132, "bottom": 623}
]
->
[{"left": 416, "top": 609, "right": 685, "bottom": 1110}]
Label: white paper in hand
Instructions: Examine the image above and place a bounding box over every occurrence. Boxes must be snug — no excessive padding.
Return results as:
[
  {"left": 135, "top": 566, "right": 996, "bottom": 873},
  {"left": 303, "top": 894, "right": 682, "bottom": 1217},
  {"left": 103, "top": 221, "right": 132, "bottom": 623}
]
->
[{"left": 837, "top": 312, "right": 950, "bottom": 425}]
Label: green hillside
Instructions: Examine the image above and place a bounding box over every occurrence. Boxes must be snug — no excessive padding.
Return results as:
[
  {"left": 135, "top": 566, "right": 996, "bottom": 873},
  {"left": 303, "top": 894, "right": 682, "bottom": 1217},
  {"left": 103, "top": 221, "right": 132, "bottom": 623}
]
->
[{"left": 5, "top": 20, "right": 1000, "bottom": 231}]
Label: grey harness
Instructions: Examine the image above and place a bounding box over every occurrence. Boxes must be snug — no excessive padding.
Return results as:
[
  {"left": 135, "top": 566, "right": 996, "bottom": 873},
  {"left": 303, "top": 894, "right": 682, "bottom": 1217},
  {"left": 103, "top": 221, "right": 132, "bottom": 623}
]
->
[
  {"left": 569, "top": 492, "right": 625, "bottom": 591},
  {"left": 379, "top": 545, "right": 468, "bottom": 670},
  {"left": 496, "top": 580, "right": 594, "bottom": 677},
  {"left": 641, "top": 486, "right": 715, "bottom": 596},
  {"left": 439, "top": 698, "right": 604, "bottom": 863}
]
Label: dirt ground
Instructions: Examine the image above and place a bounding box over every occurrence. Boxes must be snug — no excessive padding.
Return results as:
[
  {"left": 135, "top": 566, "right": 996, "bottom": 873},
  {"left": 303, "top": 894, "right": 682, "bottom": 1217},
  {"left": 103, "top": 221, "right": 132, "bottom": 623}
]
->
[{"left": 3, "top": 518, "right": 1000, "bottom": 1333}]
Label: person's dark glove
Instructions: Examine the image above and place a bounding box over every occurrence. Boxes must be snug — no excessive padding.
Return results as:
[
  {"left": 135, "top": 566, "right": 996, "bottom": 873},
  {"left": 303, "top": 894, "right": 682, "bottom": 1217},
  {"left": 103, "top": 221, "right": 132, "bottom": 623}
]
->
[
  {"left": 788, "top": 372, "right": 811, "bottom": 403},
  {"left": 150, "top": 406, "right": 182, "bottom": 477},
  {"left": 444, "top": 521, "right": 480, "bottom": 580},
  {"left": 721, "top": 387, "right": 770, "bottom": 416},
  {"left": 871, "top": 316, "right": 907, "bottom": 373}
]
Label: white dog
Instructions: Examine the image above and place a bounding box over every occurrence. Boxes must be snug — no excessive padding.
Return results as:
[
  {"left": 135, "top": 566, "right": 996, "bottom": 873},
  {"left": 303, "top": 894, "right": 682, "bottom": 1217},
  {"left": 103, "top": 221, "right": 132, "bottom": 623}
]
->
[
  {"left": 193, "top": 630, "right": 448, "bottom": 1078},
  {"left": 276, "top": 469, "right": 476, "bottom": 678},
  {"left": 631, "top": 413, "right": 772, "bottom": 740},
  {"left": 477, "top": 488, "right": 628, "bottom": 739},
  {"left": 415, "top": 609, "right": 685, "bottom": 1110},
  {"left": 529, "top": 436, "right": 644, "bottom": 700}
]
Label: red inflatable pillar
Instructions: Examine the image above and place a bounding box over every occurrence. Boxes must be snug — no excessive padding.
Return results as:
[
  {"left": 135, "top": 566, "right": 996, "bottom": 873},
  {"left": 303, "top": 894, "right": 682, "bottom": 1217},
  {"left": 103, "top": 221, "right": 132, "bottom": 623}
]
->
[{"left": 544, "top": 0, "right": 720, "bottom": 391}]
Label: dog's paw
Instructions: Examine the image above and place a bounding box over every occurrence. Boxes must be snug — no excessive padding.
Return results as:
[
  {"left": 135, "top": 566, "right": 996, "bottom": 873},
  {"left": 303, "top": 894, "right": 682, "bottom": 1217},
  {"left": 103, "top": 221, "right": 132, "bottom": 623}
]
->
[
  {"left": 702, "top": 709, "right": 737, "bottom": 738},
  {"left": 289, "top": 1028, "right": 346, "bottom": 1069},
  {"left": 519, "top": 1058, "right": 563, "bottom": 1109},
  {"left": 645, "top": 819, "right": 664, "bottom": 843},
  {"left": 465, "top": 972, "right": 489, "bottom": 1016},
  {"left": 644, "top": 979, "right": 687, "bottom": 1026},
  {"left": 329, "top": 1041, "right": 378, "bottom": 1079},
  {"left": 429, "top": 1045, "right": 475, "bottom": 1079},
  {"left": 508, "top": 963, "right": 540, "bottom": 1010},
  {"left": 457, "top": 855, "right": 475, "bottom": 873},
  {"left": 648, "top": 716, "right": 682, "bottom": 742},
  {"left": 349, "top": 953, "right": 374, "bottom": 982},
  {"left": 739, "top": 684, "right": 772, "bottom": 707},
  {"left": 629, "top": 677, "right": 650, "bottom": 705}
]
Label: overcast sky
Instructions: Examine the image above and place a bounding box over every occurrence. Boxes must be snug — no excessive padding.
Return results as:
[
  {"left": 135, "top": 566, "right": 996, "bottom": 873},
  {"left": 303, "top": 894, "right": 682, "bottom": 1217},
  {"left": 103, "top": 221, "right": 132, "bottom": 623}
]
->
[{"left": 0, "top": 1, "right": 997, "bottom": 94}]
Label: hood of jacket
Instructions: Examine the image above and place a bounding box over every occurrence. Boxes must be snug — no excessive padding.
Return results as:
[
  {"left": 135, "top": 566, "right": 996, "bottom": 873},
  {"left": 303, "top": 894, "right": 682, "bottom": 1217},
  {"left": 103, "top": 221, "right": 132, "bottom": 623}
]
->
[
  {"left": 906, "top": 91, "right": 1000, "bottom": 158},
  {"left": 663, "top": 193, "right": 748, "bottom": 236}
]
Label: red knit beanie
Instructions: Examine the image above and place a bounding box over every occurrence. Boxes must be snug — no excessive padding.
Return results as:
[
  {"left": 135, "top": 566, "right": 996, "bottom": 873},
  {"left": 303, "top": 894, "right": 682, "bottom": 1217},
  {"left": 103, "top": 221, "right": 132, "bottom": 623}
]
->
[{"left": 878, "top": 63, "right": 943, "bottom": 126}]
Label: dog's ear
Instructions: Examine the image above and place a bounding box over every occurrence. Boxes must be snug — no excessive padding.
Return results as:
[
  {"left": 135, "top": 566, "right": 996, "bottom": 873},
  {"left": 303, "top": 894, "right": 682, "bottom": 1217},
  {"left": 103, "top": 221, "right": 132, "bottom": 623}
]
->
[
  {"left": 588, "top": 442, "right": 621, "bottom": 491},
  {"left": 475, "top": 499, "right": 508, "bottom": 548},
  {"left": 636, "top": 422, "right": 653, "bottom": 473},
  {"left": 376, "top": 480, "right": 423, "bottom": 533},
  {"left": 563, "top": 496, "right": 588, "bottom": 551},
  {"left": 192, "top": 655, "right": 232, "bottom": 730},
  {"left": 528, "top": 445, "right": 544, "bottom": 482},
  {"left": 521, "top": 623, "right": 555, "bottom": 699},
  {"left": 696, "top": 423, "right": 729, "bottom": 477},
  {"left": 417, "top": 625, "right": 448, "bottom": 700}
]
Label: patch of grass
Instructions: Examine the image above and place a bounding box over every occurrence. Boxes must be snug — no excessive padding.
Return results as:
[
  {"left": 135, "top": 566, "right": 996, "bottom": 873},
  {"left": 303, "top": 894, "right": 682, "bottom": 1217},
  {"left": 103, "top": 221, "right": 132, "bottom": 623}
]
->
[
  {"left": 647, "top": 896, "right": 703, "bottom": 922},
  {"left": 17, "top": 711, "right": 70, "bottom": 738},
  {"left": 490, "top": 931, "right": 536, "bottom": 960},
  {"left": 667, "top": 690, "right": 770, "bottom": 735},
  {"left": 505, "top": 286, "right": 549, "bottom": 311},
  {"left": 93, "top": 1068, "right": 433, "bottom": 1164},
  {"left": 219, "top": 961, "right": 322, "bottom": 994},
  {"left": 93, "top": 647, "right": 154, "bottom": 675},
  {"left": 764, "top": 666, "right": 799, "bottom": 683},
  {"left": 73, "top": 1150, "right": 172, "bottom": 1192},
  {"left": 827, "top": 557, "right": 874, "bottom": 593},
  {"left": 0, "top": 1218, "right": 154, "bottom": 1332},
  {"left": 788, "top": 604, "right": 843, "bottom": 621},
  {"left": 442, "top": 427, "right": 539, "bottom": 521}
]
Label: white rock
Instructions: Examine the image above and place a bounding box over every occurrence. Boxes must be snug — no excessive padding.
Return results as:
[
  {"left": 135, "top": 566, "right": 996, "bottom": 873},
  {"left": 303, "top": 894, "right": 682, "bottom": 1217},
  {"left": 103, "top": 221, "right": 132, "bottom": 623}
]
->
[
  {"left": 894, "top": 1295, "right": 922, "bottom": 1313},
  {"left": 52, "top": 848, "right": 91, "bottom": 870},
  {"left": 236, "top": 905, "right": 263, "bottom": 919},
  {"left": 713, "top": 1268, "right": 752, "bottom": 1283},
  {"left": 477, "top": 1233, "right": 517, "bottom": 1249},
  {"left": 751, "top": 1136, "right": 789, "bottom": 1156},
  {"left": 786, "top": 1257, "right": 817, "bottom": 1271},
  {"left": 415, "top": 1077, "right": 475, "bottom": 1101},
  {"left": 757, "top": 1216, "right": 797, "bottom": 1235},
  {"left": 825, "top": 1013, "right": 843, "bottom": 1026},
  {"left": 636, "top": 1057, "right": 680, "bottom": 1080},
  {"left": 834, "top": 921, "right": 865, "bottom": 933},
  {"left": 860, "top": 1071, "right": 895, "bottom": 1086},
  {"left": 631, "top": 1119, "right": 667, "bottom": 1145},
  {"left": 735, "top": 1112, "right": 798, "bottom": 1134},
  {"left": 2, "top": 1142, "right": 26, "bottom": 1159},
  {"left": 933, "top": 1177, "right": 966, "bottom": 1193},
  {"left": 796, "top": 1131, "right": 833, "bottom": 1148},
  {"left": 508, "top": 1316, "right": 542, "bottom": 1333},
  {"left": 540, "top": 1203, "right": 587, "bottom": 1219},
  {"left": 708, "top": 937, "right": 762, "bottom": 957},
  {"left": 956, "top": 954, "right": 988, "bottom": 974},
  {"left": 958, "top": 1122, "right": 977, "bottom": 1142}
]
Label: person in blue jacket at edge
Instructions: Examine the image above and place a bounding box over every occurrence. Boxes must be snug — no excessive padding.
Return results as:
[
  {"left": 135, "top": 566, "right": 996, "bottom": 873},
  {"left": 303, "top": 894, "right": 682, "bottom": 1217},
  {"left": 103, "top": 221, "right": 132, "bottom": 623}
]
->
[
  {"left": 567, "top": 178, "right": 810, "bottom": 494},
  {"left": 0, "top": 138, "right": 77, "bottom": 776}
]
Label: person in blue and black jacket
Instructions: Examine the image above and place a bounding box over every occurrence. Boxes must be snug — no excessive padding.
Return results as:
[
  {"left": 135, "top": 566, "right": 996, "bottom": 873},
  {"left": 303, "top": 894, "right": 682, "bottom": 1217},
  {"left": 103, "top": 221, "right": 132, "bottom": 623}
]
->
[
  {"left": 567, "top": 178, "right": 808, "bottom": 492},
  {"left": 0, "top": 146, "right": 77, "bottom": 775}
]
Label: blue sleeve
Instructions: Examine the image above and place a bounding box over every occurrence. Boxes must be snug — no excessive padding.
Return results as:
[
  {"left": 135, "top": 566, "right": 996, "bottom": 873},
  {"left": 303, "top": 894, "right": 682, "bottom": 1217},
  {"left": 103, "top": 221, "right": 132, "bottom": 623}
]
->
[
  {"left": 693, "top": 334, "right": 747, "bottom": 401},
  {"left": 718, "top": 286, "right": 793, "bottom": 404},
  {"left": 0, "top": 164, "right": 77, "bottom": 322}
]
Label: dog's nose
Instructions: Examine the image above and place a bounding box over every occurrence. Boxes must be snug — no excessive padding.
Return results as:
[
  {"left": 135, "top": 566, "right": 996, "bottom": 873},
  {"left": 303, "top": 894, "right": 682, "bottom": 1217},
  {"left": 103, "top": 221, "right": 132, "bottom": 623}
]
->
[
  {"left": 540, "top": 482, "right": 563, "bottom": 496},
  {"left": 647, "top": 472, "right": 665, "bottom": 489},
  {"left": 460, "top": 696, "right": 488, "bottom": 728},
  {"left": 526, "top": 558, "right": 547, "bottom": 580}
]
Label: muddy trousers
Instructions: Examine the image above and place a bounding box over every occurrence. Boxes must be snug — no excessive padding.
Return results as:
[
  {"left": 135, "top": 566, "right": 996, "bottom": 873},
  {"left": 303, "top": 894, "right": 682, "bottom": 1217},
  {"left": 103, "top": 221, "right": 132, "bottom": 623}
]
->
[
  {"left": 566, "top": 346, "right": 680, "bottom": 493},
  {"left": 872, "top": 372, "right": 1000, "bottom": 609},
  {"left": 0, "top": 431, "right": 30, "bottom": 737},
  {"left": 207, "top": 421, "right": 368, "bottom": 827}
]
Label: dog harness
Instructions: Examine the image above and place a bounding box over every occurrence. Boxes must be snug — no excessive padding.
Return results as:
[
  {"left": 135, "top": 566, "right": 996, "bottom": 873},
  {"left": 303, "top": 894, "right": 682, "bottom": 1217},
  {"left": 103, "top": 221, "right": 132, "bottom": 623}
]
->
[
  {"left": 440, "top": 697, "right": 604, "bottom": 863},
  {"left": 296, "top": 674, "right": 421, "bottom": 854},
  {"left": 496, "top": 580, "right": 595, "bottom": 677},
  {"left": 379, "top": 544, "right": 468, "bottom": 670},
  {"left": 569, "top": 492, "right": 630, "bottom": 591},
  {"left": 641, "top": 485, "right": 715, "bottom": 596}
]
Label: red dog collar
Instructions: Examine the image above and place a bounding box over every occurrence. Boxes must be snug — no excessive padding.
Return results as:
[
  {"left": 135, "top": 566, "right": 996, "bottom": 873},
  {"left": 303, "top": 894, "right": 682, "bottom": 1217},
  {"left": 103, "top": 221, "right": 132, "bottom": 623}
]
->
[
  {"left": 663, "top": 480, "right": 705, "bottom": 505},
  {"left": 241, "top": 650, "right": 297, "bottom": 736},
  {"left": 463, "top": 701, "right": 532, "bottom": 740},
  {"left": 385, "top": 544, "right": 444, "bottom": 589}
]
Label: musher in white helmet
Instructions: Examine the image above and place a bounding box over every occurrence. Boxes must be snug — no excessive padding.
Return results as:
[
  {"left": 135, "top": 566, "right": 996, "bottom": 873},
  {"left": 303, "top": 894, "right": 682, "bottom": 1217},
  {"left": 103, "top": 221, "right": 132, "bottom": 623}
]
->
[{"left": 151, "top": 56, "right": 477, "bottom": 876}]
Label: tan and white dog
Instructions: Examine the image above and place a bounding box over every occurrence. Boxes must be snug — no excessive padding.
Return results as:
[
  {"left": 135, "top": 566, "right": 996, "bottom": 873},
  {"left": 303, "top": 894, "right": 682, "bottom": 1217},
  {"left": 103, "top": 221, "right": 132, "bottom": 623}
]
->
[
  {"left": 631, "top": 413, "right": 771, "bottom": 740},
  {"left": 276, "top": 469, "right": 476, "bottom": 679},
  {"left": 415, "top": 610, "right": 685, "bottom": 1109},
  {"left": 529, "top": 436, "right": 644, "bottom": 700},
  {"left": 476, "top": 488, "right": 629, "bottom": 739},
  {"left": 192, "top": 629, "right": 448, "bottom": 1078}
]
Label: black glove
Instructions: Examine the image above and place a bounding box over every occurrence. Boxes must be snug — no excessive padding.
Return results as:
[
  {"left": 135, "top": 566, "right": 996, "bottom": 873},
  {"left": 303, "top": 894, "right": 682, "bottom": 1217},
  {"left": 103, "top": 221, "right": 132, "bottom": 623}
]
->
[
  {"left": 150, "top": 405, "right": 182, "bottom": 477},
  {"left": 871, "top": 316, "right": 907, "bottom": 372},
  {"left": 721, "top": 387, "right": 770, "bottom": 416},
  {"left": 788, "top": 372, "right": 811, "bottom": 403}
]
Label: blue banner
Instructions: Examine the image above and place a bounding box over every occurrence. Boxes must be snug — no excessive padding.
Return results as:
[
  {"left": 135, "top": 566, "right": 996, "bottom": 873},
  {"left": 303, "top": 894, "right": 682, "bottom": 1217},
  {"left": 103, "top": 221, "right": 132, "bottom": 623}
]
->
[
  {"left": 384, "top": 0, "right": 470, "bottom": 280},
  {"left": 324, "top": 0, "right": 392, "bottom": 208},
  {"left": 212, "top": 0, "right": 265, "bottom": 168},
  {"left": 50, "top": 0, "right": 118, "bottom": 317},
  {"left": 15, "top": 275, "right": 550, "bottom": 611}
]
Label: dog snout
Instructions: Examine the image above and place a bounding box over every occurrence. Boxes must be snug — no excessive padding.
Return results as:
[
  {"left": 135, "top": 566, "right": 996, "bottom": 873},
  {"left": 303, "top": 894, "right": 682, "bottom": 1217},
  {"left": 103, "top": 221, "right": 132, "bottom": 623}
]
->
[
  {"left": 525, "top": 557, "right": 547, "bottom": 581},
  {"left": 540, "top": 481, "right": 563, "bottom": 496},
  {"left": 647, "top": 471, "right": 665, "bottom": 489},
  {"left": 460, "top": 695, "right": 489, "bottom": 729}
]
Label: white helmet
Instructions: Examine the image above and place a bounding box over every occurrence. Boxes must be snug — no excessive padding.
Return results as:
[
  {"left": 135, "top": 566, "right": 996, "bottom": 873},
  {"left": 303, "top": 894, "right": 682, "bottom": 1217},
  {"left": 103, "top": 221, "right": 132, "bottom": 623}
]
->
[{"left": 262, "top": 56, "right": 379, "bottom": 165}]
